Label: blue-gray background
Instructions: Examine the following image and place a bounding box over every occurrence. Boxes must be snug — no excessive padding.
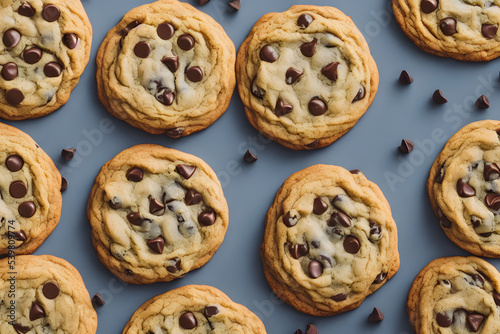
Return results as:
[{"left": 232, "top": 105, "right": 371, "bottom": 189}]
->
[{"left": 5, "top": 0, "right": 500, "bottom": 333}]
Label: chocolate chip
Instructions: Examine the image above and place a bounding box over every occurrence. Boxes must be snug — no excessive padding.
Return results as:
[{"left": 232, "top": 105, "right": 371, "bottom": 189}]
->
[
  {"left": 480, "top": 232, "right": 492, "bottom": 237},
  {"left": 1, "top": 62, "right": 18, "bottom": 81},
  {"left": 475, "top": 95, "right": 489, "bottom": 109},
  {"left": 44, "top": 62, "right": 62, "bottom": 77},
  {"left": 432, "top": 89, "right": 447, "bottom": 104},
  {"left": 467, "top": 313, "right": 484, "bottom": 332},
  {"left": 18, "top": 3, "right": 35, "bottom": 17},
  {"left": 306, "top": 140, "right": 320, "bottom": 148},
  {"left": 350, "top": 169, "right": 361, "bottom": 174},
  {"left": 308, "top": 98, "right": 328, "bottom": 116},
  {"left": 331, "top": 293, "right": 347, "bottom": 301},
  {"left": 457, "top": 179, "right": 475, "bottom": 197},
  {"left": 127, "top": 212, "right": 143, "bottom": 226},
  {"left": 313, "top": 197, "right": 328, "bottom": 215},
  {"left": 300, "top": 38, "right": 317, "bottom": 57},
  {"left": 23, "top": 47, "right": 42, "bottom": 64},
  {"left": 61, "top": 148, "right": 76, "bottom": 161},
  {"left": 441, "top": 215, "right": 452, "bottom": 228},
  {"left": 420, "top": 0, "right": 438, "bottom": 13},
  {"left": 289, "top": 244, "right": 308, "bottom": 259},
  {"left": 398, "top": 139, "right": 414, "bottom": 153},
  {"left": 149, "top": 198, "right": 165, "bottom": 214},
  {"left": 186, "top": 66, "right": 203, "bottom": 82},
  {"left": 126, "top": 167, "right": 143, "bottom": 182},
  {"left": 3, "top": 29, "right": 21, "bottom": 48},
  {"left": 306, "top": 324, "right": 318, "bottom": 334},
  {"left": 274, "top": 98, "right": 293, "bottom": 116},
  {"left": 5, "top": 155, "right": 23, "bottom": 172},
  {"left": 369, "top": 222, "right": 382, "bottom": 237},
  {"left": 399, "top": 70, "right": 413, "bottom": 84},
  {"left": 9, "top": 230, "right": 26, "bottom": 242},
  {"left": 109, "top": 197, "right": 121, "bottom": 209},
  {"left": 308, "top": 260, "right": 323, "bottom": 278},
  {"left": 176, "top": 164, "right": 196, "bottom": 179},
  {"left": 435, "top": 167, "right": 445, "bottom": 183},
  {"left": 198, "top": 209, "right": 216, "bottom": 226},
  {"left": 147, "top": 236, "right": 165, "bottom": 254},
  {"left": 18, "top": 201, "right": 36, "bottom": 218},
  {"left": 352, "top": 87, "right": 365, "bottom": 102},
  {"left": 158, "top": 90, "right": 175, "bottom": 106},
  {"left": 243, "top": 149, "right": 258, "bottom": 163},
  {"left": 485, "top": 163, "right": 500, "bottom": 182},
  {"left": 285, "top": 67, "right": 303, "bottom": 85},
  {"left": 485, "top": 193, "right": 500, "bottom": 210},
  {"left": 311, "top": 241, "right": 320, "bottom": 248},
  {"left": 42, "top": 282, "right": 60, "bottom": 299},
  {"left": 368, "top": 307, "right": 384, "bottom": 322},
  {"left": 134, "top": 42, "right": 151, "bottom": 58},
  {"left": 124, "top": 269, "right": 134, "bottom": 275},
  {"left": 322, "top": 62, "right": 339, "bottom": 81},
  {"left": 251, "top": 79, "right": 265, "bottom": 98},
  {"left": 9, "top": 181, "right": 27, "bottom": 198},
  {"left": 297, "top": 14, "right": 314, "bottom": 28},
  {"left": 29, "top": 303, "right": 45, "bottom": 321},
  {"left": 179, "top": 312, "right": 197, "bottom": 329},
  {"left": 61, "top": 33, "right": 79, "bottom": 49},
  {"left": 162, "top": 57, "right": 178, "bottom": 72},
  {"left": 493, "top": 291, "right": 500, "bottom": 306},
  {"left": 13, "top": 322, "right": 30, "bottom": 333},
  {"left": 199, "top": 0, "right": 210, "bottom": 5},
  {"left": 440, "top": 18, "right": 457, "bottom": 36},
  {"left": 167, "top": 258, "right": 181, "bottom": 273},
  {"left": 42, "top": 4, "right": 60, "bottom": 22},
  {"left": 178, "top": 34, "right": 195, "bottom": 50},
  {"left": 157, "top": 22, "right": 175, "bottom": 40},
  {"left": 166, "top": 128, "right": 184, "bottom": 138},
  {"left": 120, "top": 21, "right": 140, "bottom": 37},
  {"left": 92, "top": 293, "right": 105, "bottom": 307},
  {"left": 482, "top": 24, "right": 498, "bottom": 39},
  {"left": 344, "top": 236, "right": 360, "bottom": 254},
  {"left": 283, "top": 211, "right": 298, "bottom": 227},
  {"left": 436, "top": 312, "right": 452, "bottom": 327},
  {"left": 373, "top": 272, "right": 387, "bottom": 284},
  {"left": 229, "top": 0, "right": 240, "bottom": 10},
  {"left": 328, "top": 211, "right": 351, "bottom": 227},
  {"left": 6, "top": 88, "right": 24, "bottom": 105},
  {"left": 185, "top": 189, "right": 202, "bottom": 205},
  {"left": 204, "top": 305, "right": 219, "bottom": 317},
  {"left": 260, "top": 45, "right": 278, "bottom": 62}
]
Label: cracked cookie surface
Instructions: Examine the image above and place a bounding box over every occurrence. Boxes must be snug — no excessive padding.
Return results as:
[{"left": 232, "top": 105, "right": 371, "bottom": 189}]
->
[
  {"left": 393, "top": 0, "right": 500, "bottom": 61},
  {"left": 96, "top": 0, "right": 236, "bottom": 137},
  {"left": 261, "top": 165, "right": 399, "bottom": 316},
  {"left": 123, "top": 285, "right": 266, "bottom": 334},
  {"left": 236, "top": 5, "right": 378, "bottom": 150},
  {"left": 428, "top": 120, "right": 500, "bottom": 257},
  {"left": 0, "top": 0, "right": 92, "bottom": 119},
  {"left": 87, "top": 144, "right": 228, "bottom": 284}
]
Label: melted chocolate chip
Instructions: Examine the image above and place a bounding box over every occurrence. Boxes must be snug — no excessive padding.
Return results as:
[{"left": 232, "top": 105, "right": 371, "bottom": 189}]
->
[
  {"left": 343, "top": 235, "right": 360, "bottom": 254},
  {"left": 436, "top": 312, "right": 453, "bottom": 327},
  {"left": 176, "top": 164, "right": 196, "bottom": 179},
  {"left": 457, "top": 179, "right": 475, "bottom": 197},
  {"left": 274, "top": 98, "right": 293, "bottom": 116},
  {"left": 1, "top": 62, "right": 18, "bottom": 81},
  {"left": 24, "top": 47, "right": 42, "bottom": 64},
  {"left": 13, "top": 322, "right": 30, "bottom": 333},
  {"left": 29, "top": 303, "right": 45, "bottom": 321},
  {"left": 167, "top": 258, "right": 181, "bottom": 273},
  {"left": 3, "top": 29, "right": 21, "bottom": 48},
  {"left": 186, "top": 66, "right": 203, "bottom": 82},
  {"left": 204, "top": 305, "right": 219, "bottom": 317},
  {"left": 313, "top": 197, "right": 328, "bottom": 215},
  {"left": 126, "top": 167, "right": 143, "bottom": 182},
  {"left": 433, "top": 89, "right": 448, "bottom": 104},
  {"left": 134, "top": 42, "right": 151, "bottom": 58},
  {"left": 441, "top": 215, "right": 452, "bottom": 228},
  {"left": 63, "top": 33, "right": 79, "bottom": 49},
  {"left": 149, "top": 198, "right": 165, "bottom": 214},
  {"left": 285, "top": 67, "right": 303, "bottom": 85},
  {"left": 466, "top": 313, "right": 484, "bottom": 332},
  {"left": 435, "top": 166, "right": 445, "bottom": 183},
  {"left": 147, "top": 236, "right": 165, "bottom": 254},
  {"left": 44, "top": 62, "right": 62, "bottom": 77},
  {"left": 306, "top": 140, "right": 320, "bottom": 149},
  {"left": 440, "top": 18, "right": 457, "bottom": 36},
  {"left": 157, "top": 22, "right": 175, "bottom": 40},
  {"left": 328, "top": 211, "right": 351, "bottom": 227},
  {"left": 300, "top": 38, "right": 317, "bottom": 57},
  {"left": 421, "top": 0, "right": 438, "bottom": 13},
  {"left": 482, "top": 24, "right": 498, "bottom": 39},
  {"left": 120, "top": 21, "right": 140, "bottom": 37},
  {"left": 398, "top": 139, "right": 414, "bottom": 153},
  {"left": 260, "top": 45, "right": 278, "bottom": 62},
  {"left": 484, "top": 163, "right": 500, "bottom": 181},
  {"left": 297, "top": 14, "right": 314, "bottom": 28},
  {"left": 322, "top": 62, "right": 339, "bottom": 81},
  {"left": 5, "top": 155, "right": 23, "bottom": 172},
  {"left": 166, "top": 127, "right": 184, "bottom": 138},
  {"left": 42, "top": 4, "right": 60, "bottom": 22},
  {"left": 283, "top": 211, "right": 298, "bottom": 227},
  {"left": 198, "top": 209, "right": 216, "bottom": 226},
  {"left": 9, "top": 230, "right": 26, "bottom": 242},
  {"left": 373, "top": 272, "right": 387, "bottom": 284},
  {"left": 162, "top": 57, "right": 179, "bottom": 72},
  {"left": 127, "top": 212, "right": 143, "bottom": 226},
  {"left": 18, "top": 3, "right": 35, "bottom": 17},
  {"left": 476, "top": 95, "right": 489, "bottom": 109},
  {"left": 399, "top": 70, "right": 413, "bottom": 84},
  {"left": 331, "top": 293, "right": 347, "bottom": 301},
  {"left": 368, "top": 307, "right": 384, "bottom": 322},
  {"left": 177, "top": 34, "right": 195, "bottom": 50},
  {"left": 179, "top": 312, "right": 197, "bottom": 329},
  {"left": 18, "top": 201, "right": 36, "bottom": 218},
  {"left": 308, "top": 98, "right": 327, "bottom": 116},
  {"left": 42, "top": 282, "right": 60, "bottom": 299},
  {"left": 243, "top": 149, "right": 258, "bottom": 163},
  {"left": 493, "top": 291, "right": 500, "bottom": 306},
  {"left": 350, "top": 169, "right": 361, "bottom": 174},
  {"left": 9, "top": 181, "right": 27, "bottom": 198},
  {"left": 185, "top": 189, "right": 202, "bottom": 205},
  {"left": 308, "top": 260, "right": 323, "bottom": 278},
  {"left": 485, "top": 193, "right": 500, "bottom": 211},
  {"left": 157, "top": 90, "right": 175, "bottom": 106},
  {"left": 289, "top": 244, "right": 308, "bottom": 259},
  {"left": 6, "top": 89, "right": 24, "bottom": 105},
  {"left": 352, "top": 87, "right": 365, "bottom": 102},
  {"left": 109, "top": 197, "right": 122, "bottom": 209}
]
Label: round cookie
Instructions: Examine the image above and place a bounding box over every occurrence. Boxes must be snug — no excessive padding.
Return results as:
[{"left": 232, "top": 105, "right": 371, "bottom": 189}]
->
[
  {"left": 408, "top": 256, "right": 500, "bottom": 333},
  {"left": 393, "top": 0, "right": 500, "bottom": 61},
  {"left": 0, "top": 122, "right": 62, "bottom": 256},
  {"left": 87, "top": 144, "right": 229, "bottom": 284},
  {"left": 122, "top": 285, "right": 266, "bottom": 333},
  {"left": 261, "top": 165, "right": 400, "bottom": 316},
  {"left": 0, "top": 255, "right": 97, "bottom": 333},
  {"left": 428, "top": 120, "right": 500, "bottom": 257},
  {"left": 236, "top": 5, "right": 379, "bottom": 150},
  {"left": 0, "top": 0, "right": 92, "bottom": 120},
  {"left": 96, "top": 0, "right": 236, "bottom": 137}
]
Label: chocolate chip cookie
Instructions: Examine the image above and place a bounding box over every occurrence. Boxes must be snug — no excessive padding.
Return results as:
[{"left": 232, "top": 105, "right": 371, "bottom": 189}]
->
[
  {"left": 0, "top": 255, "right": 97, "bottom": 333},
  {"left": 393, "top": 0, "right": 500, "bottom": 61},
  {"left": 408, "top": 256, "right": 500, "bottom": 333},
  {"left": 0, "top": 0, "right": 92, "bottom": 120},
  {"left": 236, "top": 5, "right": 379, "bottom": 150},
  {"left": 96, "top": 0, "right": 236, "bottom": 137},
  {"left": 261, "top": 165, "right": 400, "bottom": 316},
  {"left": 87, "top": 144, "right": 228, "bottom": 284},
  {"left": 0, "top": 122, "right": 62, "bottom": 256},
  {"left": 428, "top": 120, "right": 500, "bottom": 257},
  {"left": 122, "top": 285, "right": 266, "bottom": 333}
]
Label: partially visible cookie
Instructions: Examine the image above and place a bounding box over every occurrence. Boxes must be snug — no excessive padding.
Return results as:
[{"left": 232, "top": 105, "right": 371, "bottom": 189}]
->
[
  {"left": 428, "top": 120, "right": 500, "bottom": 257},
  {"left": 87, "top": 144, "right": 229, "bottom": 284},
  {"left": 408, "top": 256, "right": 500, "bottom": 333},
  {"left": 393, "top": 0, "right": 500, "bottom": 61},
  {"left": 261, "top": 165, "right": 400, "bottom": 316},
  {"left": 0, "top": 0, "right": 92, "bottom": 119},
  {"left": 0, "top": 122, "right": 62, "bottom": 256},
  {"left": 122, "top": 285, "right": 266, "bottom": 333},
  {"left": 96, "top": 0, "right": 236, "bottom": 137},
  {"left": 0, "top": 255, "right": 97, "bottom": 333},
  {"left": 236, "top": 5, "right": 379, "bottom": 150}
]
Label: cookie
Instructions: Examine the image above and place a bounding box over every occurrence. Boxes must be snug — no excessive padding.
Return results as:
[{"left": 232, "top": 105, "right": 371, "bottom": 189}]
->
[
  {"left": 96, "top": 0, "right": 236, "bottom": 137},
  {"left": 87, "top": 144, "right": 229, "bottom": 284},
  {"left": 236, "top": 5, "right": 379, "bottom": 150},
  {"left": 408, "top": 256, "right": 500, "bottom": 333},
  {"left": 0, "top": 0, "right": 92, "bottom": 120},
  {"left": 0, "top": 255, "right": 97, "bottom": 333},
  {"left": 428, "top": 120, "right": 500, "bottom": 257},
  {"left": 0, "top": 122, "right": 62, "bottom": 256},
  {"left": 122, "top": 285, "right": 266, "bottom": 333},
  {"left": 393, "top": 0, "right": 500, "bottom": 61},
  {"left": 261, "top": 165, "right": 400, "bottom": 316}
]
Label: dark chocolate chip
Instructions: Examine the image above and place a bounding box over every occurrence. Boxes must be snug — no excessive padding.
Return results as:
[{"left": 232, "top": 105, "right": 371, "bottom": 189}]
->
[
  {"left": 4, "top": 88, "right": 23, "bottom": 106},
  {"left": 306, "top": 140, "right": 320, "bottom": 148},
  {"left": 308, "top": 260, "right": 323, "bottom": 278},
  {"left": 368, "top": 307, "right": 384, "bottom": 322},
  {"left": 126, "top": 167, "right": 143, "bottom": 182},
  {"left": 306, "top": 324, "right": 318, "bottom": 334},
  {"left": 441, "top": 215, "right": 452, "bottom": 228},
  {"left": 13, "top": 322, "right": 30, "bottom": 333},
  {"left": 283, "top": 211, "right": 298, "bottom": 227},
  {"left": 369, "top": 222, "right": 382, "bottom": 236},
  {"left": 29, "top": 303, "right": 45, "bottom": 321},
  {"left": 44, "top": 62, "right": 62, "bottom": 77},
  {"left": 134, "top": 42, "right": 151, "bottom": 58},
  {"left": 62, "top": 33, "right": 79, "bottom": 49},
  {"left": 398, "top": 139, "right": 414, "bottom": 153},
  {"left": 3, "top": 29, "right": 21, "bottom": 48},
  {"left": 313, "top": 197, "right": 328, "bottom": 215},
  {"left": 186, "top": 66, "right": 203, "bottom": 82},
  {"left": 92, "top": 293, "right": 105, "bottom": 307},
  {"left": 9, "top": 181, "right": 27, "bottom": 198},
  {"left": 127, "top": 212, "right": 143, "bottom": 226},
  {"left": 260, "top": 45, "right": 278, "bottom": 62},
  {"left": 198, "top": 209, "right": 216, "bottom": 226},
  {"left": 420, "top": 0, "right": 438, "bottom": 13},
  {"left": 328, "top": 211, "right": 351, "bottom": 227},
  {"left": 166, "top": 127, "right": 184, "bottom": 138},
  {"left": 42, "top": 4, "right": 60, "bottom": 22},
  {"left": 399, "top": 70, "right": 413, "bottom": 84},
  {"left": 10, "top": 230, "right": 27, "bottom": 242},
  {"left": 308, "top": 98, "right": 328, "bottom": 116},
  {"left": 157, "top": 22, "right": 175, "bottom": 40},
  {"left": 204, "top": 305, "right": 219, "bottom": 317},
  {"left": 185, "top": 189, "right": 202, "bottom": 205},
  {"left": 176, "top": 164, "right": 196, "bottom": 179},
  {"left": 18, "top": 201, "right": 36, "bottom": 218},
  {"left": 493, "top": 291, "right": 500, "bottom": 306},
  {"left": 177, "top": 34, "right": 195, "bottom": 50},
  {"left": 352, "top": 87, "right": 365, "bottom": 102},
  {"left": 18, "top": 3, "right": 35, "bottom": 17},
  {"left": 322, "top": 62, "right": 339, "bottom": 81},
  {"left": 167, "top": 258, "right": 181, "bottom": 273},
  {"left": 297, "top": 14, "right": 314, "bottom": 28},
  {"left": 373, "top": 272, "right": 387, "bottom": 284},
  {"left": 344, "top": 235, "right": 360, "bottom": 254},
  {"left": 484, "top": 163, "right": 500, "bottom": 181},
  {"left": 300, "top": 38, "right": 317, "bottom": 57},
  {"left": 42, "top": 282, "right": 59, "bottom": 299},
  {"left": 482, "top": 24, "right": 498, "bottom": 39},
  {"left": 457, "top": 179, "right": 475, "bottom": 197},
  {"left": 180, "top": 312, "right": 197, "bottom": 329},
  {"left": 199, "top": 0, "right": 210, "bottom": 5},
  {"left": 274, "top": 98, "right": 293, "bottom": 116},
  {"left": 435, "top": 166, "right": 445, "bottom": 183},
  {"left": 61, "top": 148, "right": 76, "bottom": 161},
  {"left": 120, "top": 21, "right": 140, "bottom": 37},
  {"left": 289, "top": 244, "right": 308, "bottom": 259},
  {"left": 311, "top": 240, "right": 320, "bottom": 248},
  {"left": 466, "top": 313, "right": 484, "bottom": 332},
  {"left": 485, "top": 193, "right": 500, "bottom": 210},
  {"left": 229, "top": 0, "right": 240, "bottom": 10},
  {"left": 433, "top": 89, "right": 447, "bottom": 104},
  {"left": 124, "top": 269, "right": 134, "bottom": 275},
  {"left": 480, "top": 232, "right": 492, "bottom": 237},
  {"left": 440, "top": 18, "right": 457, "bottom": 36},
  {"left": 251, "top": 79, "right": 265, "bottom": 99},
  {"left": 350, "top": 169, "right": 361, "bottom": 174},
  {"left": 6, "top": 155, "right": 23, "bottom": 172},
  {"left": 475, "top": 95, "right": 489, "bottom": 109},
  {"left": 149, "top": 198, "right": 165, "bottom": 214},
  {"left": 243, "top": 149, "right": 258, "bottom": 163},
  {"left": 147, "top": 236, "right": 165, "bottom": 254},
  {"left": 24, "top": 47, "right": 42, "bottom": 64},
  {"left": 331, "top": 293, "right": 347, "bottom": 301},
  {"left": 162, "top": 57, "right": 179, "bottom": 72},
  {"left": 285, "top": 67, "right": 303, "bottom": 85},
  {"left": 109, "top": 197, "right": 122, "bottom": 209},
  {"left": 158, "top": 90, "right": 175, "bottom": 106},
  {"left": 1, "top": 62, "right": 18, "bottom": 81},
  {"left": 436, "top": 312, "right": 452, "bottom": 327}
]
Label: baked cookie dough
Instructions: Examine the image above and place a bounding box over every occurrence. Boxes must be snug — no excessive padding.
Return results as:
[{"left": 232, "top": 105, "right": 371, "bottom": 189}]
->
[
  {"left": 428, "top": 120, "right": 500, "bottom": 257},
  {"left": 0, "top": 122, "right": 62, "bottom": 256},
  {"left": 96, "top": 0, "right": 236, "bottom": 137},
  {"left": 87, "top": 144, "right": 229, "bottom": 284},
  {"left": 0, "top": 0, "right": 92, "bottom": 119},
  {"left": 393, "top": 0, "right": 500, "bottom": 61},
  {"left": 236, "top": 5, "right": 379, "bottom": 150},
  {"left": 261, "top": 165, "right": 399, "bottom": 316},
  {"left": 123, "top": 285, "right": 266, "bottom": 333}
]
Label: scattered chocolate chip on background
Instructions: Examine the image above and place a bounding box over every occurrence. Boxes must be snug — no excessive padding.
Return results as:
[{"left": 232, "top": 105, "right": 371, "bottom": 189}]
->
[
  {"left": 61, "top": 148, "right": 76, "bottom": 161},
  {"left": 92, "top": 293, "right": 106, "bottom": 307},
  {"left": 399, "top": 70, "right": 413, "bottom": 85},
  {"left": 368, "top": 307, "right": 384, "bottom": 322},
  {"left": 398, "top": 139, "right": 414, "bottom": 153},
  {"left": 243, "top": 149, "right": 258, "bottom": 163},
  {"left": 229, "top": 0, "right": 241, "bottom": 10},
  {"left": 432, "top": 89, "right": 448, "bottom": 104},
  {"left": 475, "top": 95, "right": 490, "bottom": 109}
]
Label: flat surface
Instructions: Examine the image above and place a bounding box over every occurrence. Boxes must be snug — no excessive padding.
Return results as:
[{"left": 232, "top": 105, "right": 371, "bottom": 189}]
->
[{"left": 4, "top": 0, "right": 500, "bottom": 333}]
